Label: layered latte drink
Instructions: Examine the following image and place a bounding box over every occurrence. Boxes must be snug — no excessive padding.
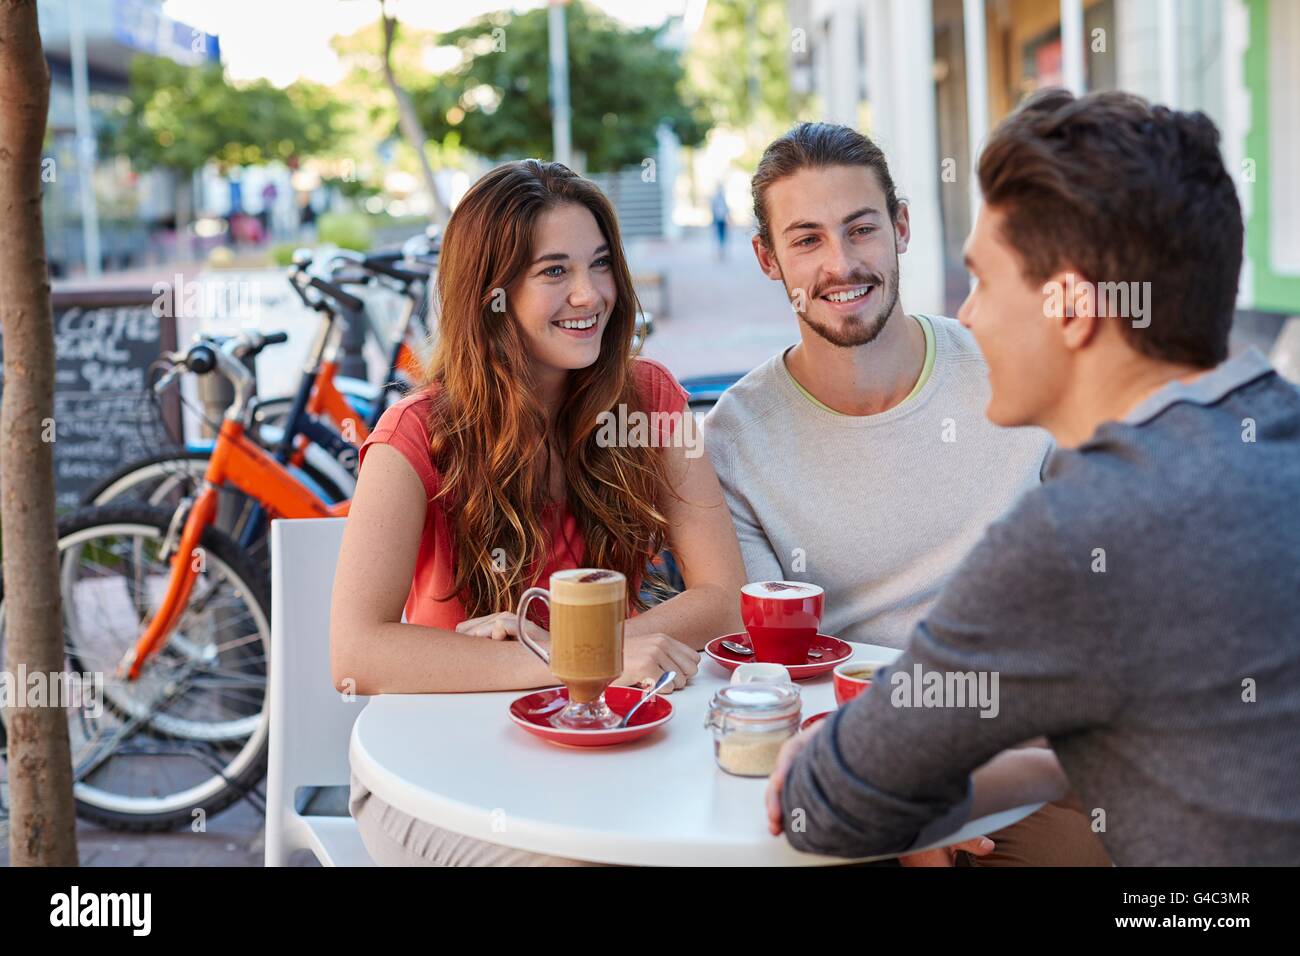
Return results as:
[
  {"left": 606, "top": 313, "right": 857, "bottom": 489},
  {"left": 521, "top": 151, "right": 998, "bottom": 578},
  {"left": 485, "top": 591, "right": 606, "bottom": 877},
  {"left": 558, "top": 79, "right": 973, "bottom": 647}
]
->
[{"left": 516, "top": 568, "right": 628, "bottom": 729}]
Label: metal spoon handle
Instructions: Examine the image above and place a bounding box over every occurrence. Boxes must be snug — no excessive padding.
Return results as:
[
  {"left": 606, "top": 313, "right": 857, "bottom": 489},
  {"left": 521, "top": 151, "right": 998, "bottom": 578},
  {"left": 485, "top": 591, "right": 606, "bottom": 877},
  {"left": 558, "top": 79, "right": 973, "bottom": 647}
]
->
[{"left": 620, "top": 670, "right": 676, "bottom": 728}]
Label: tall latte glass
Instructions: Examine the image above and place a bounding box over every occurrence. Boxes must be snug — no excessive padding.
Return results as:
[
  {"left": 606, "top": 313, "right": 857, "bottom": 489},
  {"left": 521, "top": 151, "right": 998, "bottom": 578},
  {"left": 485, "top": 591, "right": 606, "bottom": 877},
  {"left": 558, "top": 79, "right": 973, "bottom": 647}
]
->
[{"left": 515, "top": 569, "right": 626, "bottom": 729}]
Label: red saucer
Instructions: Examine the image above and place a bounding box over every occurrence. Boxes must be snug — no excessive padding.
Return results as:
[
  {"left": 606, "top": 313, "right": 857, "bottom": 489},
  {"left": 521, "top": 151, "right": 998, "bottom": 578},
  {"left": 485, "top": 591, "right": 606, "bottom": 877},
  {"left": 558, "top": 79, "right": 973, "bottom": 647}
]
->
[
  {"left": 508, "top": 685, "right": 673, "bottom": 747},
  {"left": 801, "top": 710, "right": 832, "bottom": 731},
  {"left": 704, "top": 633, "right": 852, "bottom": 680}
]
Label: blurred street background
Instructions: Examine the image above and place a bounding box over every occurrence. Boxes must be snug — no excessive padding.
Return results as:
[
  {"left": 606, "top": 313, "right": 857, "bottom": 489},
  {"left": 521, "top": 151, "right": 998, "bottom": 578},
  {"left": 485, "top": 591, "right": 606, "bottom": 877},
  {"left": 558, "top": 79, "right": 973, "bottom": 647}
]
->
[
  {"left": 3, "top": 0, "right": 1297, "bottom": 864},
  {"left": 32, "top": 0, "right": 1300, "bottom": 366}
]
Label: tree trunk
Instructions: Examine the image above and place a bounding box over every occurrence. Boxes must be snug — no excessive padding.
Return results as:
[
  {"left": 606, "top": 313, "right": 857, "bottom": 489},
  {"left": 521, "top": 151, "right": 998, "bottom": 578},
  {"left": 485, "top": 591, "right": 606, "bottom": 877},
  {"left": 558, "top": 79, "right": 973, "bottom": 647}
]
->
[
  {"left": 0, "top": 0, "right": 79, "bottom": 867},
  {"left": 380, "top": 6, "right": 449, "bottom": 224}
]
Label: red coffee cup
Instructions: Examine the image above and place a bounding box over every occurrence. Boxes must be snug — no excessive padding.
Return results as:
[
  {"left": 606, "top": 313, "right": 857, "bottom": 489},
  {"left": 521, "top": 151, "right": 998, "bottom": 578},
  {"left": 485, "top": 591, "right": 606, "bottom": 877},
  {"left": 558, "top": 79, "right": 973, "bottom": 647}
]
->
[
  {"left": 740, "top": 581, "right": 824, "bottom": 665},
  {"left": 833, "top": 660, "right": 886, "bottom": 706}
]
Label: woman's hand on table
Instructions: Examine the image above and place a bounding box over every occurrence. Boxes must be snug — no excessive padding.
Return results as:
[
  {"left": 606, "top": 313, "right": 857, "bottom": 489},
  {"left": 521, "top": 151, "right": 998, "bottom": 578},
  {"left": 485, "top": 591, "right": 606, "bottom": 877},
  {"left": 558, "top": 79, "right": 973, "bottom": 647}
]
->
[
  {"left": 612, "top": 633, "right": 699, "bottom": 692},
  {"left": 455, "top": 611, "right": 547, "bottom": 644}
]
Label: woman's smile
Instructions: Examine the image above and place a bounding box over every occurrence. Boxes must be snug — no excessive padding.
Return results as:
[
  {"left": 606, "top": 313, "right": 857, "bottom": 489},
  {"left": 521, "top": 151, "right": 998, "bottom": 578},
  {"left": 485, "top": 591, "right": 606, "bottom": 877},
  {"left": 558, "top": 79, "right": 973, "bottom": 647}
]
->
[{"left": 551, "top": 313, "right": 602, "bottom": 340}]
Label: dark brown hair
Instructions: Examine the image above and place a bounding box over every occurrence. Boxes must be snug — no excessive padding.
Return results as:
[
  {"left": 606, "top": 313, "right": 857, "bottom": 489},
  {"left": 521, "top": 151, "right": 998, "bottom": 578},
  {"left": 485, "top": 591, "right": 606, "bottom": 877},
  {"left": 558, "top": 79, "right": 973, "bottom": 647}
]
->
[
  {"left": 420, "top": 159, "right": 670, "bottom": 617},
  {"left": 751, "top": 122, "right": 901, "bottom": 246},
  {"left": 978, "top": 88, "right": 1243, "bottom": 368}
]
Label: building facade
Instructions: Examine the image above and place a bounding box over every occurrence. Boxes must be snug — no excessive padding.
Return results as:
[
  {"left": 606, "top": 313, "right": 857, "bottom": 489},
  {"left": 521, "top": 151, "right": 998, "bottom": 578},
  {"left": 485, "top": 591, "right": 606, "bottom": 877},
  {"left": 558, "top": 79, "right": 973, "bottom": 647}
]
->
[{"left": 791, "top": 0, "right": 1299, "bottom": 332}]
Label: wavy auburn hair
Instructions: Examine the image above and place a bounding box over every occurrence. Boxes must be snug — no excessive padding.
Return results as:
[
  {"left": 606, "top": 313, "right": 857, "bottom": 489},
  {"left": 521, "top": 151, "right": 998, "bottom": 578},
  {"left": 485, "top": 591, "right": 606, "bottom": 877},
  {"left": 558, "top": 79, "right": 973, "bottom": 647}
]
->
[{"left": 419, "top": 159, "right": 672, "bottom": 618}]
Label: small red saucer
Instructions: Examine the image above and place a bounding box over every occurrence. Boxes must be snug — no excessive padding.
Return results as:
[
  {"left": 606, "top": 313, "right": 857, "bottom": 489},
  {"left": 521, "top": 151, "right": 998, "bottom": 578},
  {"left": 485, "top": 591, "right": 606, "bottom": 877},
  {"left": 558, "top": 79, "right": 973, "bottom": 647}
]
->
[
  {"left": 704, "top": 633, "right": 852, "bottom": 680},
  {"left": 801, "top": 710, "right": 832, "bottom": 731},
  {"left": 508, "top": 685, "right": 673, "bottom": 747}
]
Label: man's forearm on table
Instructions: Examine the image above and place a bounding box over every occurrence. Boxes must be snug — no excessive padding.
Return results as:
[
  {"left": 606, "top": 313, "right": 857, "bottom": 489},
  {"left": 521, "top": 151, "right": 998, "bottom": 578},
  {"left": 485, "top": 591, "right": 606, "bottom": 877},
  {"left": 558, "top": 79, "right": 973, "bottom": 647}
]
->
[
  {"left": 778, "top": 705, "right": 975, "bottom": 857},
  {"left": 776, "top": 621, "right": 1072, "bottom": 857}
]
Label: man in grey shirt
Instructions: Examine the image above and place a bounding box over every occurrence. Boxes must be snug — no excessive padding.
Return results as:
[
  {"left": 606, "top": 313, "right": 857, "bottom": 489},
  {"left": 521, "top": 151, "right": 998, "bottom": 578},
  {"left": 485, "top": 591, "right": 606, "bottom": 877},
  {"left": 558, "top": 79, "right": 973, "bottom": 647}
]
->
[
  {"left": 704, "top": 125, "right": 1051, "bottom": 650},
  {"left": 768, "top": 89, "right": 1300, "bottom": 866}
]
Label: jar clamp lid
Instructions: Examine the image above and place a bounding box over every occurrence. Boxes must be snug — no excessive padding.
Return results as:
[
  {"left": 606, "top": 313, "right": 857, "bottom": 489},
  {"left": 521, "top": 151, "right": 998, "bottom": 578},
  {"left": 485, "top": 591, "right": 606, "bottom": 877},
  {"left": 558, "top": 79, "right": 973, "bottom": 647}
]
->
[{"left": 704, "top": 683, "right": 801, "bottom": 732}]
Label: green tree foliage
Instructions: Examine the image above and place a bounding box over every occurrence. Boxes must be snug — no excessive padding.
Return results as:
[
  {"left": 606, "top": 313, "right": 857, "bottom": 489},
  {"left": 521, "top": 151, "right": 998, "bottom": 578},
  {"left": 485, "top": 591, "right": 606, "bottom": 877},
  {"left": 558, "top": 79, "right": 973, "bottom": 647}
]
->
[
  {"left": 412, "top": 3, "right": 710, "bottom": 172},
  {"left": 687, "top": 0, "right": 800, "bottom": 131},
  {"left": 104, "top": 55, "right": 341, "bottom": 176}
]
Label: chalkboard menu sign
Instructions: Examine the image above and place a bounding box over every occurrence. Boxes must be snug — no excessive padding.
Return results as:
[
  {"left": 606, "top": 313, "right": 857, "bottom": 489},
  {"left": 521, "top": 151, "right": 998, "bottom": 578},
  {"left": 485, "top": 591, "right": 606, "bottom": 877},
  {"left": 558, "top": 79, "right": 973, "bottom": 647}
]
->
[{"left": 0, "top": 289, "right": 181, "bottom": 510}]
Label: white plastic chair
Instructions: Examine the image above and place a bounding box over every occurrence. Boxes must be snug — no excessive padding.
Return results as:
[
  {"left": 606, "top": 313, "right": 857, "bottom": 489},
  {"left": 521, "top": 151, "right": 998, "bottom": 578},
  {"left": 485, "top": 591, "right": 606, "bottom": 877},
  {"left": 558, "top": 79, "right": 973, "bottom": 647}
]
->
[{"left": 266, "top": 517, "right": 375, "bottom": 866}]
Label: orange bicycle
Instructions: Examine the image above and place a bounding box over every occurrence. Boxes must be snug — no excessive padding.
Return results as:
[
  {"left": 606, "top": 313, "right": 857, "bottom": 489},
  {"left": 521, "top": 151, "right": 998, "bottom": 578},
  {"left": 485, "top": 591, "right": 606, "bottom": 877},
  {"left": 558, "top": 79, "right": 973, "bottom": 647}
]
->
[{"left": 0, "top": 327, "right": 354, "bottom": 830}]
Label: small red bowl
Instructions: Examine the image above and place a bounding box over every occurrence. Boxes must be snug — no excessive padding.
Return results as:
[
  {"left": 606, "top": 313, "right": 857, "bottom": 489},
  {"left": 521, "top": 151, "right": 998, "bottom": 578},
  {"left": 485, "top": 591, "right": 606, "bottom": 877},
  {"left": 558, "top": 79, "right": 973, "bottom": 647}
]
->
[{"left": 508, "top": 685, "right": 673, "bottom": 747}]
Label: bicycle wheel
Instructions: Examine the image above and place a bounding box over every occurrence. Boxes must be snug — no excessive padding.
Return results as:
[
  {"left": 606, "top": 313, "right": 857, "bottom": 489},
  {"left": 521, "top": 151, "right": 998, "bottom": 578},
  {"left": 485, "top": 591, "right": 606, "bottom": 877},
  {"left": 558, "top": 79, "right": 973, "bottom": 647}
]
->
[{"left": 0, "top": 504, "right": 272, "bottom": 832}]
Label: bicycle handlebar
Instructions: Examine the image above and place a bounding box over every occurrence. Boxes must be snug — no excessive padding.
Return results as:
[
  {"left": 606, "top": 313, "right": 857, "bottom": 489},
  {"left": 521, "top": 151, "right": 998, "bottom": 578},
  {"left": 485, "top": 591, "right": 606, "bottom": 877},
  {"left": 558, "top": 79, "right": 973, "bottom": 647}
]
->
[
  {"left": 307, "top": 275, "right": 365, "bottom": 314},
  {"left": 362, "top": 256, "right": 430, "bottom": 285}
]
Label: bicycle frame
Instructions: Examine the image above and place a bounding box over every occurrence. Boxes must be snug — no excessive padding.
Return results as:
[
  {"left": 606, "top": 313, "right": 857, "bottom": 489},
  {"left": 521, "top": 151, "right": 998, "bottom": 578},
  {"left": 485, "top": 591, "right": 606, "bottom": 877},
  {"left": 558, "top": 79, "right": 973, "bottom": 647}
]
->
[
  {"left": 121, "top": 260, "right": 433, "bottom": 681},
  {"left": 295, "top": 303, "right": 427, "bottom": 452},
  {"left": 120, "top": 347, "right": 350, "bottom": 683},
  {"left": 287, "top": 265, "right": 430, "bottom": 463}
]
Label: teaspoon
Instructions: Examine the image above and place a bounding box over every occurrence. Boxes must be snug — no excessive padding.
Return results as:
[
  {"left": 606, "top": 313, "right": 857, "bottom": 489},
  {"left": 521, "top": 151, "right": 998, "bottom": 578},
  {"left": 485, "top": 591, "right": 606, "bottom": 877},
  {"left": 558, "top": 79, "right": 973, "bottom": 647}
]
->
[
  {"left": 619, "top": 670, "right": 676, "bottom": 728},
  {"left": 721, "top": 639, "right": 822, "bottom": 660}
]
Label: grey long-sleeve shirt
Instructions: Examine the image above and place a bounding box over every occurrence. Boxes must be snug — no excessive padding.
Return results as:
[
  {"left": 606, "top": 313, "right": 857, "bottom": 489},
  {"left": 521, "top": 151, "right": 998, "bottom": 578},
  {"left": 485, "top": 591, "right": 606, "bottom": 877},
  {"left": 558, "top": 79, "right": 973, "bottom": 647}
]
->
[{"left": 781, "top": 349, "right": 1300, "bottom": 866}]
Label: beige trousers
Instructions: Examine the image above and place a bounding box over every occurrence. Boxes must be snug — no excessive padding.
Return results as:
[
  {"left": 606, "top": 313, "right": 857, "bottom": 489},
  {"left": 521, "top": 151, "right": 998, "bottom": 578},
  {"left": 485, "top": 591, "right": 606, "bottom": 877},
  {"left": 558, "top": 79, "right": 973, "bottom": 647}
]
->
[{"left": 348, "top": 771, "right": 610, "bottom": 867}]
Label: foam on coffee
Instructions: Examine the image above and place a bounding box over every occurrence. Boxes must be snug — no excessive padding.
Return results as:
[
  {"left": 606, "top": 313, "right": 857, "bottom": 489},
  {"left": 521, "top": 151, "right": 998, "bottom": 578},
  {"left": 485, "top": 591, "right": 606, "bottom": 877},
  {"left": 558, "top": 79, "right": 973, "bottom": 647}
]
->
[
  {"left": 550, "top": 568, "right": 627, "bottom": 606},
  {"left": 741, "top": 580, "right": 824, "bottom": 599}
]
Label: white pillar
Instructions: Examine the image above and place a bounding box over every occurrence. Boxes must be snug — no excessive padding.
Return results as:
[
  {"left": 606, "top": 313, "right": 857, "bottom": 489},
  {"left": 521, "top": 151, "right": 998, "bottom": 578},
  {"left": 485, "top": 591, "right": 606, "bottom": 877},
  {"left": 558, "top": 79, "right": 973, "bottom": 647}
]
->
[
  {"left": 548, "top": 0, "right": 572, "bottom": 167},
  {"left": 1158, "top": 0, "right": 1179, "bottom": 107},
  {"left": 1060, "top": 0, "right": 1086, "bottom": 94},
  {"left": 863, "top": 0, "right": 894, "bottom": 141},
  {"left": 68, "top": 0, "right": 102, "bottom": 277},
  {"left": 887, "top": 0, "right": 945, "bottom": 316},
  {"left": 963, "top": 0, "right": 989, "bottom": 228},
  {"left": 828, "top": 1, "right": 861, "bottom": 126}
]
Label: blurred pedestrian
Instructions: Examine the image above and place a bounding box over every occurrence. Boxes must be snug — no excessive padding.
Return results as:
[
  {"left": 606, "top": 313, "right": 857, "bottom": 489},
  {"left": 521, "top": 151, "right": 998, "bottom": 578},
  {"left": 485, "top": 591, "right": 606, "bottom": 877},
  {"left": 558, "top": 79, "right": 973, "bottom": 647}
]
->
[
  {"left": 298, "top": 194, "right": 317, "bottom": 241},
  {"left": 260, "top": 181, "right": 278, "bottom": 238},
  {"left": 711, "top": 184, "right": 729, "bottom": 261}
]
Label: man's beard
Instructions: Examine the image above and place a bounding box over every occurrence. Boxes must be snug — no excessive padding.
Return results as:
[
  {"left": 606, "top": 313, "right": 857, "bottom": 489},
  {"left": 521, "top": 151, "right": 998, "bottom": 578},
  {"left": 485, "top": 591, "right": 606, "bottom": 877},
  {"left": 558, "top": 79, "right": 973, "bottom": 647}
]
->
[{"left": 788, "top": 253, "right": 900, "bottom": 349}]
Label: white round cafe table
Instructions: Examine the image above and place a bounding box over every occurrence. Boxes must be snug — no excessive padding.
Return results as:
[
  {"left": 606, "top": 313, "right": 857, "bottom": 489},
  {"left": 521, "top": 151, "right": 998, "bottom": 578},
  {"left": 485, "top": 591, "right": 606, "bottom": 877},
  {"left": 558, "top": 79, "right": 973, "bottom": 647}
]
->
[{"left": 349, "top": 642, "right": 1041, "bottom": 866}]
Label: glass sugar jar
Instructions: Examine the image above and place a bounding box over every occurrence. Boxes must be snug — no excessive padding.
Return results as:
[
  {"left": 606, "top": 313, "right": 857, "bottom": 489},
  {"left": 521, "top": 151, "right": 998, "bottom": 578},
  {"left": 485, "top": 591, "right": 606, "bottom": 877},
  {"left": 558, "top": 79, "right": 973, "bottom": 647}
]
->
[{"left": 704, "top": 683, "right": 802, "bottom": 777}]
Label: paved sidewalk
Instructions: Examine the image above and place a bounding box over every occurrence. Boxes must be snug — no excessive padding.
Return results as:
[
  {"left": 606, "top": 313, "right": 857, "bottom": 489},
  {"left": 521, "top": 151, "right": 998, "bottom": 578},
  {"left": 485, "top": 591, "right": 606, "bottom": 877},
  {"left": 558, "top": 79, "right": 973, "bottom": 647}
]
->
[
  {"left": 0, "top": 797, "right": 317, "bottom": 867},
  {"left": 629, "top": 228, "right": 797, "bottom": 380}
]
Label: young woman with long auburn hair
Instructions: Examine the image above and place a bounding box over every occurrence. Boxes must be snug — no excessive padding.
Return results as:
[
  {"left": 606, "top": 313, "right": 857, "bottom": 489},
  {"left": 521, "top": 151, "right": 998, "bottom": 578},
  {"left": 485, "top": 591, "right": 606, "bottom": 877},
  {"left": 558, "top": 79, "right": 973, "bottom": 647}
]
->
[{"left": 332, "top": 159, "right": 746, "bottom": 865}]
